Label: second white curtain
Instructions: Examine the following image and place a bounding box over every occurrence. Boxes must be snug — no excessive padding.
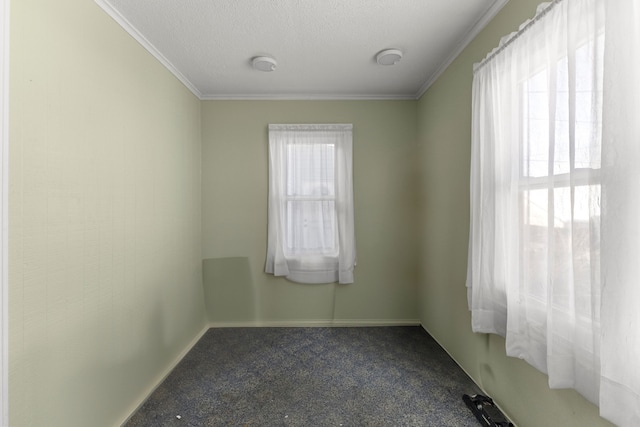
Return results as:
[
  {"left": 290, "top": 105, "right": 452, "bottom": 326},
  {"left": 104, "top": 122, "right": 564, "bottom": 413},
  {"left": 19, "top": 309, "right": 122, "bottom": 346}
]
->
[
  {"left": 265, "top": 124, "right": 356, "bottom": 284},
  {"left": 468, "top": 0, "right": 640, "bottom": 424}
]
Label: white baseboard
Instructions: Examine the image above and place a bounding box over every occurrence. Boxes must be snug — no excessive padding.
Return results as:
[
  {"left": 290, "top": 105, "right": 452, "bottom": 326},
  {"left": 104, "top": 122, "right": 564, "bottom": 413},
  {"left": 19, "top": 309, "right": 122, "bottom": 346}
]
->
[
  {"left": 118, "top": 324, "right": 210, "bottom": 426},
  {"left": 419, "top": 324, "right": 517, "bottom": 426},
  {"left": 209, "top": 319, "right": 421, "bottom": 328}
]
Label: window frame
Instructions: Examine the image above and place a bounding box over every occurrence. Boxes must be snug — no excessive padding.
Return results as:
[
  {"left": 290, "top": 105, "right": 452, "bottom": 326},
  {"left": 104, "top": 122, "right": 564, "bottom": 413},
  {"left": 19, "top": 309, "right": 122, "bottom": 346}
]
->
[
  {"left": 265, "top": 123, "right": 356, "bottom": 284},
  {"left": 517, "top": 37, "right": 603, "bottom": 321},
  {"left": 283, "top": 140, "right": 339, "bottom": 259}
]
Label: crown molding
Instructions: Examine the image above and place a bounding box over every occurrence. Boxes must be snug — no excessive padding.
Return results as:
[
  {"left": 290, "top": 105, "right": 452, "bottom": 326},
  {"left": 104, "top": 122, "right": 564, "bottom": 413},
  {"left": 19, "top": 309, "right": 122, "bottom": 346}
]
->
[
  {"left": 415, "top": 0, "right": 510, "bottom": 99},
  {"left": 97, "top": 0, "right": 508, "bottom": 102},
  {"left": 200, "top": 93, "right": 418, "bottom": 101},
  {"left": 96, "top": 0, "right": 415, "bottom": 101},
  {"left": 94, "top": 0, "right": 203, "bottom": 99}
]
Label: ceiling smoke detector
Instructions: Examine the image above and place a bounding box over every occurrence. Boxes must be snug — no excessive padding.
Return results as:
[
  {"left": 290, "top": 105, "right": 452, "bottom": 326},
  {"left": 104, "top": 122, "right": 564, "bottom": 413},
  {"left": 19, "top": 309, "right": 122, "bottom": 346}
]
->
[
  {"left": 376, "top": 49, "right": 403, "bottom": 66},
  {"left": 252, "top": 56, "right": 277, "bottom": 72}
]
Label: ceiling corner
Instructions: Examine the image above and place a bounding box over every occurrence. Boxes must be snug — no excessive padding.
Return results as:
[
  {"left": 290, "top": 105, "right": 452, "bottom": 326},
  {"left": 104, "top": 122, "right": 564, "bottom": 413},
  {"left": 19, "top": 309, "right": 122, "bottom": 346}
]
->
[
  {"left": 94, "top": 0, "right": 204, "bottom": 100},
  {"left": 414, "top": 0, "right": 510, "bottom": 100}
]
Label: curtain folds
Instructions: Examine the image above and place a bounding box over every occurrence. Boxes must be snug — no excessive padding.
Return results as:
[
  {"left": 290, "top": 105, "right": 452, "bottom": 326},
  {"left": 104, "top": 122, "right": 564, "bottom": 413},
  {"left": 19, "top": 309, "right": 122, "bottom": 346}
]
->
[
  {"left": 266, "top": 124, "right": 356, "bottom": 284},
  {"left": 468, "top": 0, "right": 640, "bottom": 424},
  {"left": 599, "top": 1, "right": 640, "bottom": 425}
]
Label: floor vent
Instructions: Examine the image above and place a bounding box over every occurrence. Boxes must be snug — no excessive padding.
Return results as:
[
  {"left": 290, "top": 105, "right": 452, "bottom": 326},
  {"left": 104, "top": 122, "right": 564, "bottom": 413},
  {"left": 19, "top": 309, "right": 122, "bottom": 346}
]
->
[{"left": 463, "top": 394, "right": 514, "bottom": 427}]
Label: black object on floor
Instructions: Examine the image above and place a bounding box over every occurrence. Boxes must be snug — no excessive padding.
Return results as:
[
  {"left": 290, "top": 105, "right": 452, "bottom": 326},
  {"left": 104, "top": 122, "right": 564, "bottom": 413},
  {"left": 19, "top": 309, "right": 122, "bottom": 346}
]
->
[{"left": 463, "top": 394, "right": 514, "bottom": 427}]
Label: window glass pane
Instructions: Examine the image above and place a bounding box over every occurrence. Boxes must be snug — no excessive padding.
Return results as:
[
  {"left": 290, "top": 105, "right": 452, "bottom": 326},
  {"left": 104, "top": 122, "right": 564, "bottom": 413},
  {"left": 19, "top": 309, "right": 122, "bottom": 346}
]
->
[
  {"left": 571, "top": 185, "right": 601, "bottom": 318},
  {"left": 286, "top": 143, "right": 335, "bottom": 197},
  {"left": 523, "top": 40, "right": 604, "bottom": 179},
  {"left": 523, "top": 70, "right": 549, "bottom": 177},
  {"left": 550, "top": 187, "right": 573, "bottom": 308},
  {"left": 285, "top": 200, "right": 336, "bottom": 254},
  {"left": 575, "top": 39, "right": 603, "bottom": 170},
  {"left": 548, "top": 186, "right": 601, "bottom": 313},
  {"left": 522, "top": 185, "right": 601, "bottom": 312},
  {"left": 522, "top": 188, "right": 548, "bottom": 301},
  {"left": 555, "top": 57, "right": 570, "bottom": 175}
]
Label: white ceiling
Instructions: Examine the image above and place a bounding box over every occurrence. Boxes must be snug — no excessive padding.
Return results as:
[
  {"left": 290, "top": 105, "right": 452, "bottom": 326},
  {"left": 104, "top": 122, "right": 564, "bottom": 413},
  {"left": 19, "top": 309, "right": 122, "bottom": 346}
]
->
[{"left": 95, "top": 0, "right": 508, "bottom": 100}]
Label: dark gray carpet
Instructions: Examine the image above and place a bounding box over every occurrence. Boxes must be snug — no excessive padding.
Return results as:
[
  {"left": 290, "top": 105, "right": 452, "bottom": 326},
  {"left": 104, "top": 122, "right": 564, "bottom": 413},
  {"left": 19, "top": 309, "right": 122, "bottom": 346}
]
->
[{"left": 124, "top": 326, "right": 482, "bottom": 426}]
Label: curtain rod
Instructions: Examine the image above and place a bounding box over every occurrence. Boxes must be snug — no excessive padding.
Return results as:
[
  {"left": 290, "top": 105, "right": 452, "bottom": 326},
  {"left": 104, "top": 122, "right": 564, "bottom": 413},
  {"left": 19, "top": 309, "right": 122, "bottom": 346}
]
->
[
  {"left": 269, "top": 124, "right": 352, "bottom": 131},
  {"left": 473, "top": 0, "right": 562, "bottom": 73}
]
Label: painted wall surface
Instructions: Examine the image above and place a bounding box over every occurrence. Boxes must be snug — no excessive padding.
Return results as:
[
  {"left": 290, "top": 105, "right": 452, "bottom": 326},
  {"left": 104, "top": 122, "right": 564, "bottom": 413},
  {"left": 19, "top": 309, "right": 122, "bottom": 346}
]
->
[
  {"left": 9, "top": 0, "right": 206, "bottom": 425},
  {"left": 202, "top": 101, "right": 419, "bottom": 325},
  {"left": 6, "top": 0, "right": 619, "bottom": 426},
  {"left": 417, "top": 1, "right": 613, "bottom": 426}
]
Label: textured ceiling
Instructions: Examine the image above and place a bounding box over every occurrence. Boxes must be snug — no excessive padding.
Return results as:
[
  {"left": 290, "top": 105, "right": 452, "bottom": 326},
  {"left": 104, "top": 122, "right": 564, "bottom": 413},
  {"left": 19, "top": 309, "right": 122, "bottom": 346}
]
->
[{"left": 95, "top": 0, "right": 508, "bottom": 100}]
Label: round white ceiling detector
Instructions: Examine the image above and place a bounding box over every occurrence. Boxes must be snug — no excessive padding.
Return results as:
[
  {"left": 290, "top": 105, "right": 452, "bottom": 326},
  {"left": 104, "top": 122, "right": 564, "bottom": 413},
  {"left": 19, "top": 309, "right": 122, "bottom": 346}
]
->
[
  {"left": 252, "top": 56, "right": 277, "bottom": 72},
  {"left": 376, "top": 49, "right": 403, "bottom": 66}
]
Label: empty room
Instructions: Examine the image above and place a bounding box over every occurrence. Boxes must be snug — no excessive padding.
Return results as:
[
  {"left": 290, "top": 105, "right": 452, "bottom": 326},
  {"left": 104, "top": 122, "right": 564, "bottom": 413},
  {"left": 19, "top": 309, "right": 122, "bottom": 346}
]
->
[{"left": 3, "top": 0, "right": 638, "bottom": 426}]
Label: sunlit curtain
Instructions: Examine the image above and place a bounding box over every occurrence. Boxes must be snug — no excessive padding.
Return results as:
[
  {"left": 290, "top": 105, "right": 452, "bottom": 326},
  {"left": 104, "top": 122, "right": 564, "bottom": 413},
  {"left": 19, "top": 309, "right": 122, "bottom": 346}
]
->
[
  {"left": 468, "top": 0, "right": 640, "bottom": 424},
  {"left": 266, "top": 124, "right": 356, "bottom": 284},
  {"left": 599, "top": 1, "right": 640, "bottom": 425}
]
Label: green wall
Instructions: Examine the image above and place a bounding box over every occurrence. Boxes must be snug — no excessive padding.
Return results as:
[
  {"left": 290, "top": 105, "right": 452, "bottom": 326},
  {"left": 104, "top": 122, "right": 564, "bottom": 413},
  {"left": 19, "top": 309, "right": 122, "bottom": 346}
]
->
[
  {"left": 416, "top": 1, "right": 613, "bottom": 426},
  {"left": 9, "top": 0, "right": 206, "bottom": 425},
  {"left": 6, "top": 0, "right": 620, "bottom": 426},
  {"left": 201, "top": 100, "right": 420, "bottom": 325}
]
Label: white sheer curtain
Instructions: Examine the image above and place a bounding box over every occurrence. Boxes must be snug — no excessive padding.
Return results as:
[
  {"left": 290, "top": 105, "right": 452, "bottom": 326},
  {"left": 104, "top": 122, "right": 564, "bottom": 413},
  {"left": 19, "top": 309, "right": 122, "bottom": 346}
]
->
[
  {"left": 599, "top": 1, "right": 640, "bottom": 425},
  {"left": 468, "top": 0, "right": 640, "bottom": 424},
  {"left": 266, "top": 124, "right": 356, "bottom": 284}
]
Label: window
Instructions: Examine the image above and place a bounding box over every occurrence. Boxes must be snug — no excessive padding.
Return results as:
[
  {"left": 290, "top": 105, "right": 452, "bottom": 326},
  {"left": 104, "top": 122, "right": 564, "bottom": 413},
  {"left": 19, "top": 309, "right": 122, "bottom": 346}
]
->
[
  {"left": 469, "top": 0, "right": 605, "bottom": 394},
  {"left": 468, "top": 0, "right": 640, "bottom": 424},
  {"left": 265, "top": 124, "right": 356, "bottom": 284},
  {"left": 519, "top": 38, "right": 603, "bottom": 329},
  {"left": 285, "top": 141, "right": 337, "bottom": 257}
]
